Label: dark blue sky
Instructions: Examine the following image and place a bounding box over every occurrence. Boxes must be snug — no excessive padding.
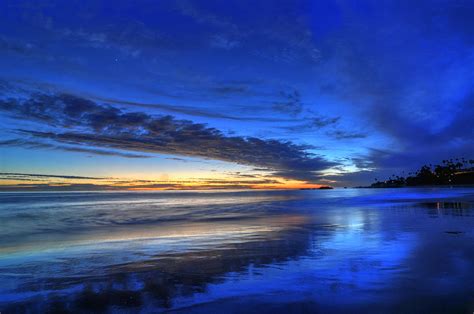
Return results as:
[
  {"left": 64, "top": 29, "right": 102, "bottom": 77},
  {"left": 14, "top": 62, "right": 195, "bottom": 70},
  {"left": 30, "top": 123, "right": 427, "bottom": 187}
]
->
[{"left": 0, "top": 0, "right": 473, "bottom": 189}]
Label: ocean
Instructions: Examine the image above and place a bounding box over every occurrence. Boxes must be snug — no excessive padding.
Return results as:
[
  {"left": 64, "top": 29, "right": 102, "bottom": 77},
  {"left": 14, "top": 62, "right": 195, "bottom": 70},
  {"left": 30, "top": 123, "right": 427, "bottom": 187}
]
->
[{"left": 0, "top": 188, "right": 473, "bottom": 313}]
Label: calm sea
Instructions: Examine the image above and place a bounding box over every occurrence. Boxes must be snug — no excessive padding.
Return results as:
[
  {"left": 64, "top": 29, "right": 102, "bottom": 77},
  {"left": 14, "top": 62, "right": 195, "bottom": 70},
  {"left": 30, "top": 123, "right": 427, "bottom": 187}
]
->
[{"left": 0, "top": 188, "right": 473, "bottom": 313}]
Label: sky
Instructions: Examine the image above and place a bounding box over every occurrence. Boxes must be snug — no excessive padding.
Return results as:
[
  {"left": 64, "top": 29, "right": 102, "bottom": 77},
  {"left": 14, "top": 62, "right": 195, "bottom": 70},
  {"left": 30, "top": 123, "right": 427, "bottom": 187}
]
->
[{"left": 0, "top": 0, "right": 473, "bottom": 190}]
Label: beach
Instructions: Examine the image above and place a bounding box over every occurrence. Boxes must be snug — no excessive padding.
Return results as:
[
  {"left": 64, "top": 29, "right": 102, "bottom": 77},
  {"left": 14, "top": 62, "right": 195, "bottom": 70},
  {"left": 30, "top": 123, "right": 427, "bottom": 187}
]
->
[{"left": 1, "top": 188, "right": 474, "bottom": 313}]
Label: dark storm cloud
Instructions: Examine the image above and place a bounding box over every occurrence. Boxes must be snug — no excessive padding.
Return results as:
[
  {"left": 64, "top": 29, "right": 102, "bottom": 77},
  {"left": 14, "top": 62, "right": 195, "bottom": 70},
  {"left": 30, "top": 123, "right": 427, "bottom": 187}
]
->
[{"left": 0, "top": 93, "right": 336, "bottom": 182}]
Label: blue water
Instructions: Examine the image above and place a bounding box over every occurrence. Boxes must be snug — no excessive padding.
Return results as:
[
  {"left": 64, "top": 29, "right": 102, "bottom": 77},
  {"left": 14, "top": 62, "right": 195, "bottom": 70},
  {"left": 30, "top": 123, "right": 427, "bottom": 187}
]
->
[{"left": 0, "top": 188, "right": 473, "bottom": 313}]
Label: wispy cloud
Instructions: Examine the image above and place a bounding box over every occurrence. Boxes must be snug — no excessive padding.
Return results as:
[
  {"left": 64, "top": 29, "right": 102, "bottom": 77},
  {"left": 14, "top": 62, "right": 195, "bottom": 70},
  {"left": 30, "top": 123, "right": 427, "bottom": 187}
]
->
[
  {"left": 272, "top": 90, "right": 303, "bottom": 116},
  {"left": 327, "top": 130, "right": 367, "bottom": 140},
  {"left": 210, "top": 34, "right": 240, "bottom": 50},
  {"left": 281, "top": 116, "right": 341, "bottom": 132},
  {"left": 0, "top": 139, "right": 151, "bottom": 158},
  {"left": 0, "top": 172, "right": 110, "bottom": 180},
  {"left": 92, "top": 96, "right": 296, "bottom": 123}
]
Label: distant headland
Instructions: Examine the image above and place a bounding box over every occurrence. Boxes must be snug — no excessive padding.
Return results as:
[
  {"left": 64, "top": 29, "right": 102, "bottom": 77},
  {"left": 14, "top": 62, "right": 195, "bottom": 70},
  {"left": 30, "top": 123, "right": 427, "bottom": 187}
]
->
[
  {"left": 369, "top": 158, "right": 474, "bottom": 188},
  {"left": 300, "top": 186, "right": 334, "bottom": 190}
]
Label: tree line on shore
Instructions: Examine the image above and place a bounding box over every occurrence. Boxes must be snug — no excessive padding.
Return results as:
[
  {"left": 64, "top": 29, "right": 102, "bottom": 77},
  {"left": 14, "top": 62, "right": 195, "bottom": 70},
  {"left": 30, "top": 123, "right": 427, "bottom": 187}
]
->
[{"left": 371, "top": 158, "right": 474, "bottom": 188}]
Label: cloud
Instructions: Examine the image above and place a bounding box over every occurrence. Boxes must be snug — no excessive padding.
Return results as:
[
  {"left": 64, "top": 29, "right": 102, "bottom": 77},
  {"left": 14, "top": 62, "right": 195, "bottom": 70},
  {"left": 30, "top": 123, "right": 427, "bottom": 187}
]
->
[
  {"left": 211, "top": 34, "right": 240, "bottom": 50},
  {"left": 0, "top": 92, "right": 337, "bottom": 182},
  {"left": 0, "top": 172, "right": 110, "bottom": 180},
  {"left": 176, "top": 0, "right": 238, "bottom": 31},
  {"left": 211, "top": 85, "right": 248, "bottom": 95},
  {"left": 0, "top": 181, "right": 280, "bottom": 191},
  {"left": 0, "top": 183, "right": 178, "bottom": 191},
  {"left": 310, "top": 0, "right": 474, "bottom": 177},
  {"left": 281, "top": 116, "right": 340, "bottom": 132},
  {"left": 327, "top": 130, "right": 367, "bottom": 140},
  {"left": 272, "top": 90, "right": 303, "bottom": 116},
  {"left": 0, "top": 36, "right": 35, "bottom": 55},
  {"left": 92, "top": 96, "right": 296, "bottom": 123},
  {"left": 175, "top": 0, "right": 320, "bottom": 64},
  {"left": 322, "top": 170, "right": 378, "bottom": 188},
  {"left": 0, "top": 171, "right": 283, "bottom": 191},
  {"left": 0, "top": 139, "right": 151, "bottom": 158},
  {"left": 4, "top": 1, "right": 471, "bottom": 187}
]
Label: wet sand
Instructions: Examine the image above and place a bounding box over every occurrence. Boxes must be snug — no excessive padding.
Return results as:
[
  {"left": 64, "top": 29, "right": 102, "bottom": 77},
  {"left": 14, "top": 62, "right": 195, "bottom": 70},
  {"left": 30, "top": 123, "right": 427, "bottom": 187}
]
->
[{"left": 0, "top": 188, "right": 473, "bottom": 313}]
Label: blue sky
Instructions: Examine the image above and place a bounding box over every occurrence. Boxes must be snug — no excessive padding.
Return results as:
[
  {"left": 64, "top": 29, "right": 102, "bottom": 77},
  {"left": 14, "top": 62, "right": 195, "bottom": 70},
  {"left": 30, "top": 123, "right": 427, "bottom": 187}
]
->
[{"left": 0, "top": 0, "right": 473, "bottom": 189}]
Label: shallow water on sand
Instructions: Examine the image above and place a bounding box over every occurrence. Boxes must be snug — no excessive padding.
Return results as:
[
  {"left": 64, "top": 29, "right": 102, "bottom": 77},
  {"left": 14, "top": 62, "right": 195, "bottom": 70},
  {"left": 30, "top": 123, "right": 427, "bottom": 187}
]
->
[{"left": 1, "top": 188, "right": 474, "bottom": 313}]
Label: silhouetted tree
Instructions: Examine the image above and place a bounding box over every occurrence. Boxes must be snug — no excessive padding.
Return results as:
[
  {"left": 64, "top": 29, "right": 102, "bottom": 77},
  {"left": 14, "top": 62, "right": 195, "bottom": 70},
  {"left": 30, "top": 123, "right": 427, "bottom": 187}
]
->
[{"left": 371, "top": 157, "right": 474, "bottom": 188}]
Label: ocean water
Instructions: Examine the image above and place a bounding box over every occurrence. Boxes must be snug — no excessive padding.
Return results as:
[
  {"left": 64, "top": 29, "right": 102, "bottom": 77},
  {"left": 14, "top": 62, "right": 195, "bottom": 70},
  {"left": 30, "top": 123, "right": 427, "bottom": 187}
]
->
[{"left": 0, "top": 188, "right": 473, "bottom": 313}]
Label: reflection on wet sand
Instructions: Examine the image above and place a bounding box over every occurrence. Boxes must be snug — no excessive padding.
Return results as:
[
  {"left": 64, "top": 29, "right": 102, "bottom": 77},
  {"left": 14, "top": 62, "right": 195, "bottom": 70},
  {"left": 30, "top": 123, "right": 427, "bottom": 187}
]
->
[
  {"left": 2, "top": 215, "right": 314, "bottom": 313},
  {"left": 1, "top": 188, "right": 474, "bottom": 313},
  {"left": 421, "top": 201, "right": 473, "bottom": 217}
]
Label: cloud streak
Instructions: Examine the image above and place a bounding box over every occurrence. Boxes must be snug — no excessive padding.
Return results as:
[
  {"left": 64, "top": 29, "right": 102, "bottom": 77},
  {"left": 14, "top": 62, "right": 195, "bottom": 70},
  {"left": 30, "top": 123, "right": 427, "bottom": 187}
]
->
[
  {"left": 0, "top": 171, "right": 284, "bottom": 191},
  {"left": 0, "top": 172, "right": 110, "bottom": 180},
  {"left": 92, "top": 96, "right": 298, "bottom": 123},
  {"left": 0, "top": 92, "right": 336, "bottom": 182},
  {"left": 0, "top": 139, "right": 151, "bottom": 158}
]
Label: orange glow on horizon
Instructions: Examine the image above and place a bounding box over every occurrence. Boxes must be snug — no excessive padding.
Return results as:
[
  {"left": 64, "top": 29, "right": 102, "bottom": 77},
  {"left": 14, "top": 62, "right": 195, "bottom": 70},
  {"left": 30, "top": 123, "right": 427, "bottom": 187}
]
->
[
  {"left": 126, "top": 182, "right": 330, "bottom": 191},
  {"left": 0, "top": 173, "right": 333, "bottom": 191}
]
